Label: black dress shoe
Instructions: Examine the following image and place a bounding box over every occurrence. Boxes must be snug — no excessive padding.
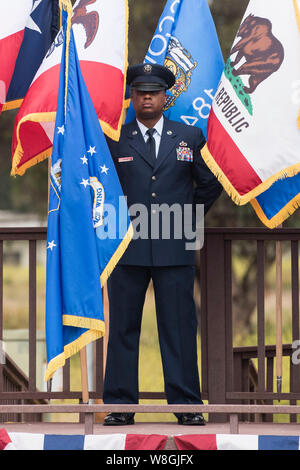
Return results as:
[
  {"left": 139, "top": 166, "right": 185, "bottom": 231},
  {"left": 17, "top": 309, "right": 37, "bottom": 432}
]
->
[
  {"left": 177, "top": 413, "right": 206, "bottom": 425},
  {"left": 103, "top": 413, "right": 135, "bottom": 426}
]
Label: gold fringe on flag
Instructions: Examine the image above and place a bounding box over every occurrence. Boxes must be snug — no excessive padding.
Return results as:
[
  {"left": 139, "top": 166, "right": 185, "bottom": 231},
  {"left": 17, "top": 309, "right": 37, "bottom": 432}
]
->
[
  {"left": 44, "top": 328, "right": 104, "bottom": 382},
  {"left": 11, "top": 112, "right": 56, "bottom": 176},
  {"left": 201, "top": 143, "right": 300, "bottom": 207},
  {"left": 100, "top": 223, "right": 134, "bottom": 287},
  {"left": 251, "top": 195, "right": 300, "bottom": 229}
]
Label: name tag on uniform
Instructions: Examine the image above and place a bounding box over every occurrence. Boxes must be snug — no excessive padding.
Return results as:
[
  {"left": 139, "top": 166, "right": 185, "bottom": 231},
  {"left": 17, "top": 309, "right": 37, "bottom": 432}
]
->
[
  {"left": 118, "top": 157, "right": 133, "bottom": 163},
  {"left": 176, "top": 147, "right": 193, "bottom": 162}
]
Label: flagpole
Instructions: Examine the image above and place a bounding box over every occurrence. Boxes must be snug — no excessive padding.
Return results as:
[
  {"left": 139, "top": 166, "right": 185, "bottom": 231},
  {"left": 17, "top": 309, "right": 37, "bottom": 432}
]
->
[
  {"left": 94, "top": 284, "right": 109, "bottom": 423},
  {"left": 276, "top": 224, "right": 283, "bottom": 397}
]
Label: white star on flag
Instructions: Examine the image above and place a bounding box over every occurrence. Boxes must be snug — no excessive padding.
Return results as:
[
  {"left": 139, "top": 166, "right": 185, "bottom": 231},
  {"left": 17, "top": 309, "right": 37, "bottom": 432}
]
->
[
  {"left": 100, "top": 164, "right": 109, "bottom": 174},
  {"left": 27, "top": 0, "right": 43, "bottom": 34},
  {"left": 81, "top": 155, "right": 88, "bottom": 164},
  {"left": 87, "top": 146, "right": 96, "bottom": 156},
  {"left": 57, "top": 125, "right": 65, "bottom": 135},
  {"left": 47, "top": 240, "right": 57, "bottom": 251},
  {"left": 80, "top": 178, "right": 90, "bottom": 188}
]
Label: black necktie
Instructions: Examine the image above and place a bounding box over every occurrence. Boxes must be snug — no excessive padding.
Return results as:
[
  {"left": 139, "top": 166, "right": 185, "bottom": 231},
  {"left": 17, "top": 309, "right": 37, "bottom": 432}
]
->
[{"left": 146, "top": 128, "right": 156, "bottom": 165}]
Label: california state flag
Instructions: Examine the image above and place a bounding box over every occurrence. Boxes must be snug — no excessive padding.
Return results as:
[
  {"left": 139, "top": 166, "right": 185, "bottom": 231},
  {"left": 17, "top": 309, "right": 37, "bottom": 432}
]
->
[
  {"left": 12, "top": 0, "right": 128, "bottom": 176},
  {"left": 201, "top": 0, "right": 300, "bottom": 228}
]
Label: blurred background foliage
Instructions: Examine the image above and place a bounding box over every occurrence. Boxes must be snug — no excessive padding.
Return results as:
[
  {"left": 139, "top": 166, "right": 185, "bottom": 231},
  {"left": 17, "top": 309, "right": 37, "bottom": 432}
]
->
[
  {"left": 0, "top": 1, "right": 298, "bottom": 336},
  {"left": 2, "top": 0, "right": 296, "bottom": 228},
  {"left": 0, "top": 1, "right": 298, "bottom": 410}
]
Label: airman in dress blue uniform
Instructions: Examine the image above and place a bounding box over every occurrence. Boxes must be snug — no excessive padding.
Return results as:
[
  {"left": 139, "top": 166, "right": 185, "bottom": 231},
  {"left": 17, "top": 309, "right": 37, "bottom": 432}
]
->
[{"left": 103, "top": 63, "right": 222, "bottom": 426}]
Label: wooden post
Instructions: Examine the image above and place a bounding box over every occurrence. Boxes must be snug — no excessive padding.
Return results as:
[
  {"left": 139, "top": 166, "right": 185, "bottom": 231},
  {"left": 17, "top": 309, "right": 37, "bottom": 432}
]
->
[
  {"left": 94, "top": 284, "right": 110, "bottom": 423},
  {"left": 80, "top": 347, "right": 89, "bottom": 404},
  {"left": 276, "top": 225, "right": 283, "bottom": 395},
  {"left": 205, "top": 232, "right": 227, "bottom": 422}
]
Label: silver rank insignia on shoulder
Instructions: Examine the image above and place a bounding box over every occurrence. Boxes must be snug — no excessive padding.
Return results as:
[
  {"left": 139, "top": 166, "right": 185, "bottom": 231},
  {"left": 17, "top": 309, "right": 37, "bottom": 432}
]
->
[
  {"left": 179, "top": 141, "right": 187, "bottom": 147},
  {"left": 167, "top": 130, "right": 173, "bottom": 135}
]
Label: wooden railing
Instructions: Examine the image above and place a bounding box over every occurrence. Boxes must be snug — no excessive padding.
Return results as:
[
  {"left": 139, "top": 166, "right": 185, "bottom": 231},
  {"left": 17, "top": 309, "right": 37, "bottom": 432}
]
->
[
  {"left": 0, "top": 227, "right": 300, "bottom": 425},
  {"left": 198, "top": 228, "right": 300, "bottom": 422}
]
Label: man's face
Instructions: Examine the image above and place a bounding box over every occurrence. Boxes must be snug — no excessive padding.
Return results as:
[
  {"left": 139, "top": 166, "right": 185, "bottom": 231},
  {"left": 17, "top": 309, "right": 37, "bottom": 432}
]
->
[{"left": 131, "top": 89, "right": 166, "bottom": 122}]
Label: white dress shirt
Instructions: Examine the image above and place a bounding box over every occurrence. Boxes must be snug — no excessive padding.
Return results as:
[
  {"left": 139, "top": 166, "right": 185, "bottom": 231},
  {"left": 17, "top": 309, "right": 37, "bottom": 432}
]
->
[{"left": 136, "top": 116, "right": 164, "bottom": 157}]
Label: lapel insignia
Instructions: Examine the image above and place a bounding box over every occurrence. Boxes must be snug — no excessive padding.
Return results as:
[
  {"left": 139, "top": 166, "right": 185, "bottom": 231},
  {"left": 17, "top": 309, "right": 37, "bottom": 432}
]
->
[
  {"left": 132, "top": 130, "right": 138, "bottom": 135},
  {"left": 179, "top": 141, "right": 188, "bottom": 147},
  {"left": 167, "top": 130, "right": 173, "bottom": 135}
]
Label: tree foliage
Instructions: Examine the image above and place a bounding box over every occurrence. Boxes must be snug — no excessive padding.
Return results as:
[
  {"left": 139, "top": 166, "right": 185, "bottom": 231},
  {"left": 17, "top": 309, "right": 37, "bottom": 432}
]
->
[{"left": 0, "top": 1, "right": 298, "bottom": 335}]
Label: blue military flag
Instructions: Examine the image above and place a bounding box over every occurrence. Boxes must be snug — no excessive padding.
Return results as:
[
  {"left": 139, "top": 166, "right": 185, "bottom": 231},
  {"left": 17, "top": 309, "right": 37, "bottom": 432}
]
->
[
  {"left": 126, "top": 0, "right": 224, "bottom": 138},
  {"left": 44, "top": 2, "right": 132, "bottom": 381}
]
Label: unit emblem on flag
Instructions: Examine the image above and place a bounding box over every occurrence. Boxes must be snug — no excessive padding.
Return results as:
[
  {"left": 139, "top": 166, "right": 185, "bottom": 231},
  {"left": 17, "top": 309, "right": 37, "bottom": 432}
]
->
[
  {"left": 89, "top": 176, "right": 105, "bottom": 228},
  {"left": 164, "top": 36, "right": 197, "bottom": 110},
  {"left": 51, "top": 159, "right": 62, "bottom": 191},
  {"left": 176, "top": 146, "right": 193, "bottom": 162},
  {"left": 225, "top": 14, "right": 285, "bottom": 116}
]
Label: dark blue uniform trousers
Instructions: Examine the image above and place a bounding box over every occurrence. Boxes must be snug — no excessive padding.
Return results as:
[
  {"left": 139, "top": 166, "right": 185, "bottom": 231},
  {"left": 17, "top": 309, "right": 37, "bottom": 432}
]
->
[{"left": 103, "top": 264, "right": 203, "bottom": 414}]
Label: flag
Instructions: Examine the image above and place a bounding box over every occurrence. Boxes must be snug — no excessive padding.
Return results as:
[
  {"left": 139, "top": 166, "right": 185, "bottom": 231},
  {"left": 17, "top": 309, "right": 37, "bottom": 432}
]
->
[
  {"left": 0, "top": 429, "right": 15, "bottom": 451},
  {"left": 1, "top": 430, "right": 167, "bottom": 450},
  {"left": 44, "top": 1, "right": 132, "bottom": 382},
  {"left": 201, "top": 0, "right": 300, "bottom": 228},
  {"left": 0, "top": 0, "right": 58, "bottom": 114},
  {"left": 252, "top": 173, "right": 300, "bottom": 227},
  {"left": 11, "top": 0, "right": 128, "bottom": 176},
  {"left": 125, "top": 0, "right": 224, "bottom": 139},
  {"left": 174, "top": 434, "right": 300, "bottom": 451}
]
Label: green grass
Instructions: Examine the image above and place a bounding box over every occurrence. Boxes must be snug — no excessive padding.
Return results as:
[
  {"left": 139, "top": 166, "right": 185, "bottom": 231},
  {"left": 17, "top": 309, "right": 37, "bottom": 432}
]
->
[{"left": 3, "top": 263, "right": 46, "bottom": 330}]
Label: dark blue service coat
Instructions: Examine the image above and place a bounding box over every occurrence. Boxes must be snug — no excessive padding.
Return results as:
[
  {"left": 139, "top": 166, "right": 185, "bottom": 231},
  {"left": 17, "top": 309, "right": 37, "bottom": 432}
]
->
[
  {"left": 106, "top": 117, "right": 222, "bottom": 266},
  {"left": 103, "top": 117, "right": 222, "bottom": 408}
]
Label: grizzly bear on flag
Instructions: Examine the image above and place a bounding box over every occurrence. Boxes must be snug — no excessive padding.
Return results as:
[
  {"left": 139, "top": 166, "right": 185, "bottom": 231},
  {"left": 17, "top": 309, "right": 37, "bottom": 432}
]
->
[{"left": 229, "top": 14, "right": 284, "bottom": 94}]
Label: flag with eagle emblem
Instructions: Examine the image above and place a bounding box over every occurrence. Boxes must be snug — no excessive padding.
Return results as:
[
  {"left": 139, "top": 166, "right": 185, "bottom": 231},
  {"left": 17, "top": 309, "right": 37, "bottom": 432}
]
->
[{"left": 11, "top": 0, "right": 128, "bottom": 176}]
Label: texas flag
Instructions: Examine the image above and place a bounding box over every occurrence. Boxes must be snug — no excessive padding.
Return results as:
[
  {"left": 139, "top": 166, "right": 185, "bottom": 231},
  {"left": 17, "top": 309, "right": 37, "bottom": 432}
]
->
[
  {"left": 174, "top": 434, "right": 300, "bottom": 450},
  {"left": 11, "top": 0, "right": 128, "bottom": 176},
  {"left": 0, "top": 429, "right": 167, "bottom": 450},
  {"left": 0, "top": 0, "right": 58, "bottom": 114}
]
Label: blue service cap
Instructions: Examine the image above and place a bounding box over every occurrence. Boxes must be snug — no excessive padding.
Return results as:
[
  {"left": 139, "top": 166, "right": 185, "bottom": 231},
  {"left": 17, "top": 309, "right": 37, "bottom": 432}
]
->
[{"left": 127, "top": 63, "right": 176, "bottom": 91}]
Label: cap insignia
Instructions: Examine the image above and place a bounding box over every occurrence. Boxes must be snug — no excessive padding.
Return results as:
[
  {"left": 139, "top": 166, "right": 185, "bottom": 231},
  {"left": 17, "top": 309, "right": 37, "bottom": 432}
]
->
[{"left": 144, "top": 64, "right": 152, "bottom": 74}]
